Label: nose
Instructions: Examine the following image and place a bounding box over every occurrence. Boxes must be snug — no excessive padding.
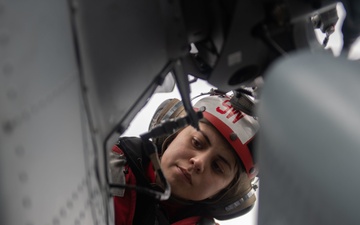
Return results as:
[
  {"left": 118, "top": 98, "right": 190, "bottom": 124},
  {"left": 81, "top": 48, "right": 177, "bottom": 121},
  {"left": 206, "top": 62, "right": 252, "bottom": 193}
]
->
[{"left": 189, "top": 153, "right": 208, "bottom": 173}]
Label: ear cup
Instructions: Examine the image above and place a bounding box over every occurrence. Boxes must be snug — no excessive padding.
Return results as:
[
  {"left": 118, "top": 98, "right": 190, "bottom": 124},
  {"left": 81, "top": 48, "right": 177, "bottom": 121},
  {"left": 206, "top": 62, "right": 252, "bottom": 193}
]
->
[
  {"left": 148, "top": 98, "right": 185, "bottom": 150},
  {"left": 210, "top": 191, "right": 256, "bottom": 220},
  {"left": 206, "top": 172, "right": 256, "bottom": 220}
]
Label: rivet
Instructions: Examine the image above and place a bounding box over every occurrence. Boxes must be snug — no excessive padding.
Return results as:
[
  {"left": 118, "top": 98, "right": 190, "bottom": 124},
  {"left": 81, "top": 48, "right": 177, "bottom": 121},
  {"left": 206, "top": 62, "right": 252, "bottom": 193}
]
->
[
  {"left": 19, "top": 172, "right": 28, "bottom": 183},
  {"left": 66, "top": 200, "right": 73, "bottom": 209},
  {"left": 72, "top": 192, "right": 78, "bottom": 200},
  {"left": 53, "top": 217, "right": 60, "bottom": 225},
  {"left": 22, "top": 196, "right": 32, "bottom": 209},
  {"left": 230, "top": 133, "right": 238, "bottom": 141},
  {"left": 60, "top": 208, "right": 67, "bottom": 217},
  {"left": 79, "top": 211, "right": 85, "bottom": 219},
  {"left": 2, "top": 120, "right": 15, "bottom": 134}
]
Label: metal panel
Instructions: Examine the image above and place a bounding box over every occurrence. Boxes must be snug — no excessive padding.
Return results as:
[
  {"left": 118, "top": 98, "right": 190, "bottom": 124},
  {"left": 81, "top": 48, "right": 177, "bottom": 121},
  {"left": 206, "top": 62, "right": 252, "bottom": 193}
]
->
[
  {"left": 257, "top": 51, "right": 360, "bottom": 225},
  {"left": 0, "top": 0, "right": 103, "bottom": 225}
]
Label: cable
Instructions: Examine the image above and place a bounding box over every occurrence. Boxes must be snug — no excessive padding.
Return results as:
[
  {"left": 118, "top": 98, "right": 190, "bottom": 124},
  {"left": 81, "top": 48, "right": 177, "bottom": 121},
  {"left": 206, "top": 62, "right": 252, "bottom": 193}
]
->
[{"left": 107, "top": 112, "right": 203, "bottom": 201}]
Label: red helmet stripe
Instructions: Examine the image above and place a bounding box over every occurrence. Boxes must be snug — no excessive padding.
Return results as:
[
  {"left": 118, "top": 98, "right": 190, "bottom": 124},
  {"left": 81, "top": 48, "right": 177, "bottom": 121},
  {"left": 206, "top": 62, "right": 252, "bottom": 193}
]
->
[{"left": 200, "top": 110, "right": 256, "bottom": 178}]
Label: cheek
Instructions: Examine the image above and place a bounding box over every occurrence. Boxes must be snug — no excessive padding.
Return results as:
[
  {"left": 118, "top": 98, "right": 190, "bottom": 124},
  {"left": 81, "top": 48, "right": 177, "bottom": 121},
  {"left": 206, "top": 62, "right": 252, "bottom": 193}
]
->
[
  {"left": 160, "top": 151, "right": 171, "bottom": 168},
  {"left": 160, "top": 145, "right": 182, "bottom": 168},
  {"left": 162, "top": 139, "right": 191, "bottom": 162},
  {"left": 198, "top": 174, "right": 232, "bottom": 197},
  {"left": 204, "top": 177, "right": 230, "bottom": 192}
]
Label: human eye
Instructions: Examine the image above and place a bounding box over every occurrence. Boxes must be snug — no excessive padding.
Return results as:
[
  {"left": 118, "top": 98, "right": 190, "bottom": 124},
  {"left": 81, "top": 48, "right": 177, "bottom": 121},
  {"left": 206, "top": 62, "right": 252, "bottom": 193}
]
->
[
  {"left": 191, "top": 136, "right": 203, "bottom": 149},
  {"left": 212, "top": 161, "right": 224, "bottom": 174}
]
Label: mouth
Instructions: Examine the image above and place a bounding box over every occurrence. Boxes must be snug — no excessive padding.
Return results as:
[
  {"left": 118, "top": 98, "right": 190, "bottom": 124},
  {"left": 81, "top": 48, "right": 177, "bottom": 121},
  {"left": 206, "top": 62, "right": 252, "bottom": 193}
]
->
[{"left": 178, "top": 166, "right": 192, "bottom": 185}]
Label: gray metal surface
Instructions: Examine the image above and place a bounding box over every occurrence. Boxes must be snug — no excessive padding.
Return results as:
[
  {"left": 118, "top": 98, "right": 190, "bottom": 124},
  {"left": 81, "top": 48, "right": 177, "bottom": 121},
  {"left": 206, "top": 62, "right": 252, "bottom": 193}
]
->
[
  {"left": 0, "top": 0, "right": 104, "bottom": 225},
  {"left": 257, "top": 51, "right": 360, "bottom": 225},
  {"left": 2, "top": 1, "right": 359, "bottom": 225},
  {"left": 73, "top": 0, "right": 177, "bottom": 138}
]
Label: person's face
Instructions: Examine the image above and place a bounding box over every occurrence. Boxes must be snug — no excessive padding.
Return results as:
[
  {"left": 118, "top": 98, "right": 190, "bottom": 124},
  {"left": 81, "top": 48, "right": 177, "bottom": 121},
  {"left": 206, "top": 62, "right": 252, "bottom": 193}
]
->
[{"left": 160, "top": 122, "right": 238, "bottom": 201}]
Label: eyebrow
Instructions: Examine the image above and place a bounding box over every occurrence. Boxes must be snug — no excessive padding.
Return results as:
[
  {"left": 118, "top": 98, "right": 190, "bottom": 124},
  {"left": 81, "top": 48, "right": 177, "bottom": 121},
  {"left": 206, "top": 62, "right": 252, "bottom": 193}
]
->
[
  {"left": 199, "top": 130, "right": 211, "bottom": 146},
  {"left": 198, "top": 129, "right": 233, "bottom": 171}
]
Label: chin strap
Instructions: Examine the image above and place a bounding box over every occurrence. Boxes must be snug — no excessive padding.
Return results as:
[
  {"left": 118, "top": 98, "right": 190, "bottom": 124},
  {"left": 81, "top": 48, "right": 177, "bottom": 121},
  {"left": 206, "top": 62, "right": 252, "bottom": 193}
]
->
[
  {"left": 224, "top": 177, "right": 259, "bottom": 212},
  {"left": 224, "top": 188, "right": 256, "bottom": 212}
]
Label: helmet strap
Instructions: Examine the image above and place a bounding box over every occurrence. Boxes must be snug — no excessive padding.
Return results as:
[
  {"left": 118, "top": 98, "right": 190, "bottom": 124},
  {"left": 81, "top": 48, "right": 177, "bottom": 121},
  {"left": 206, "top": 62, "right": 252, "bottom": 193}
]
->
[{"left": 224, "top": 188, "right": 256, "bottom": 212}]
